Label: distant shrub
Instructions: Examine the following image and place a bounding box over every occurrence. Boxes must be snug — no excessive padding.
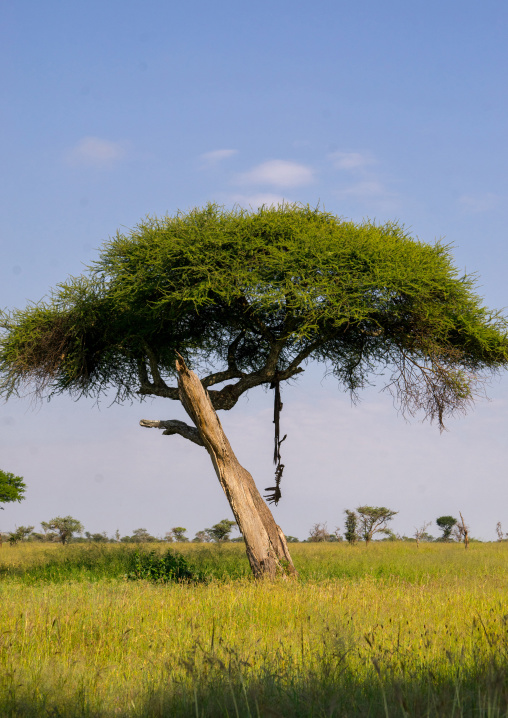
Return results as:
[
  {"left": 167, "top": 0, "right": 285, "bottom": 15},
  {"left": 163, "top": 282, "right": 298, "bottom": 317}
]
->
[{"left": 126, "top": 548, "right": 201, "bottom": 583}]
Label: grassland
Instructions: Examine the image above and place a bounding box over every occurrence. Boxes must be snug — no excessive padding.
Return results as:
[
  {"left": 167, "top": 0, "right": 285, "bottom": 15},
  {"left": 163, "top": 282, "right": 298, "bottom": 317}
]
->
[{"left": 1, "top": 541, "right": 508, "bottom": 717}]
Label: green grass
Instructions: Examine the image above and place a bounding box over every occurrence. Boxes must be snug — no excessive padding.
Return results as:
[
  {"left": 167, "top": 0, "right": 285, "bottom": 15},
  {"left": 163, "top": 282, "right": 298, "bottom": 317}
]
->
[
  {"left": 1, "top": 542, "right": 508, "bottom": 716},
  {"left": 3, "top": 540, "right": 505, "bottom": 583}
]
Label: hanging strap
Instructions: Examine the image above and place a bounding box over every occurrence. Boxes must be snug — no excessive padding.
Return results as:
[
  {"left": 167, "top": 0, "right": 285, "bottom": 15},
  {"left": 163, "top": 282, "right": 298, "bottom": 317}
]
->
[{"left": 264, "top": 379, "right": 287, "bottom": 505}]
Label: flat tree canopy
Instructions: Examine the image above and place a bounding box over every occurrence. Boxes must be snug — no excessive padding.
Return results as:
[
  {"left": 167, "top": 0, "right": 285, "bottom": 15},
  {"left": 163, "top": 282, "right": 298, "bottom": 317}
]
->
[
  {"left": 1, "top": 204, "right": 507, "bottom": 576},
  {"left": 2, "top": 204, "right": 507, "bottom": 419}
]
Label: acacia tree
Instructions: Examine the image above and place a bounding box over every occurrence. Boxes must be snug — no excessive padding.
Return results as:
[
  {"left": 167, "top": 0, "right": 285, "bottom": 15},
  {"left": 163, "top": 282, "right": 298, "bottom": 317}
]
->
[
  {"left": 205, "top": 519, "right": 237, "bottom": 542},
  {"left": 8, "top": 525, "right": 34, "bottom": 545},
  {"left": 356, "top": 506, "right": 398, "bottom": 544},
  {"left": 1, "top": 205, "right": 508, "bottom": 578},
  {"left": 41, "top": 516, "right": 83, "bottom": 545},
  {"left": 436, "top": 515, "right": 457, "bottom": 542},
  {"left": 170, "top": 527, "right": 189, "bottom": 542}
]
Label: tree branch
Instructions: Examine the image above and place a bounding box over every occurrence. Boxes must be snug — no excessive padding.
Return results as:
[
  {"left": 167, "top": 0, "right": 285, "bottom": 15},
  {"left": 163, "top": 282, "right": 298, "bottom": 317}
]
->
[
  {"left": 139, "top": 419, "right": 204, "bottom": 446},
  {"left": 136, "top": 358, "right": 149, "bottom": 386},
  {"left": 144, "top": 342, "right": 170, "bottom": 390},
  {"left": 136, "top": 346, "right": 180, "bottom": 400},
  {"left": 277, "top": 339, "right": 323, "bottom": 380},
  {"left": 201, "top": 331, "right": 246, "bottom": 388},
  {"left": 137, "top": 383, "right": 180, "bottom": 400},
  {"left": 137, "top": 336, "right": 320, "bottom": 410}
]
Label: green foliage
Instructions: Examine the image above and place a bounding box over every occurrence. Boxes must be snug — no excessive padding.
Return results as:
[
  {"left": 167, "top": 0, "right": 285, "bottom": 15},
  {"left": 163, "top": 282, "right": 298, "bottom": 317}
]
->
[
  {"left": 4, "top": 540, "right": 508, "bottom": 585},
  {"left": 344, "top": 509, "right": 359, "bottom": 544},
  {"left": 7, "top": 525, "right": 34, "bottom": 545},
  {"left": 437, "top": 515, "right": 458, "bottom": 541},
  {"left": 84, "top": 531, "right": 109, "bottom": 542},
  {"left": 0, "top": 470, "right": 26, "bottom": 507},
  {"left": 126, "top": 548, "right": 200, "bottom": 583},
  {"left": 356, "top": 506, "right": 398, "bottom": 544},
  {"left": 169, "top": 527, "right": 189, "bottom": 542},
  {"left": 192, "top": 530, "right": 212, "bottom": 543},
  {"left": 129, "top": 527, "right": 157, "bottom": 542},
  {"left": 204, "top": 519, "right": 237, "bottom": 542},
  {"left": 2, "top": 204, "right": 507, "bottom": 428},
  {"left": 0, "top": 543, "right": 138, "bottom": 582},
  {"left": 41, "top": 516, "right": 84, "bottom": 545}
]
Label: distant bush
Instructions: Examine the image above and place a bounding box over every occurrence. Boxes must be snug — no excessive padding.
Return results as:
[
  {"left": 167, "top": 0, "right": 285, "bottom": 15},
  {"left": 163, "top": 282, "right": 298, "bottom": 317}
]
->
[{"left": 126, "top": 548, "right": 201, "bottom": 583}]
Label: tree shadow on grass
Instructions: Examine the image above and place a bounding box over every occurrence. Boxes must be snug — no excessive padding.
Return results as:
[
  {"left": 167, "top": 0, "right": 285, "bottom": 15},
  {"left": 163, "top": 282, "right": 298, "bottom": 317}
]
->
[{"left": 2, "top": 660, "right": 508, "bottom": 718}]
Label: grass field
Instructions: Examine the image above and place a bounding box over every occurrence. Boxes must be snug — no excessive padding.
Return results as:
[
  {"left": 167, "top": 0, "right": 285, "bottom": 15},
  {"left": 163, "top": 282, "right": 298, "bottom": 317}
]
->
[{"left": 1, "top": 541, "right": 508, "bottom": 717}]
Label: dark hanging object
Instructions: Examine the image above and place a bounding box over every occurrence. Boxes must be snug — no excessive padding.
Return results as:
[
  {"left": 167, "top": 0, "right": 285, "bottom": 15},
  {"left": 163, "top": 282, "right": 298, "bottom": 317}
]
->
[{"left": 264, "top": 379, "right": 287, "bottom": 505}]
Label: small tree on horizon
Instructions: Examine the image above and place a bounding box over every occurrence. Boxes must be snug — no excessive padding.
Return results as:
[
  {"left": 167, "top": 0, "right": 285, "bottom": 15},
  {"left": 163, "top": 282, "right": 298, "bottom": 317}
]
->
[
  {"left": 41, "top": 516, "right": 83, "bottom": 545},
  {"left": 357, "top": 506, "right": 398, "bottom": 544},
  {"left": 344, "top": 510, "right": 359, "bottom": 545},
  {"left": 496, "top": 522, "right": 507, "bottom": 541},
  {"left": 436, "top": 516, "right": 457, "bottom": 542},
  {"left": 8, "top": 525, "right": 34, "bottom": 545},
  {"left": 170, "top": 527, "right": 189, "bottom": 542},
  {"left": 308, "top": 522, "right": 330, "bottom": 542},
  {"left": 85, "top": 531, "right": 109, "bottom": 542},
  {"left": 454, "top": 512, "right": 470, "bottom": 549},
  {"left": 2, "top": 204, "right": 508, "bottom": 577},
  {"left": 205, "top": 519, "right": 237, "bottom": 542},
  {"left": 414, "top": 521, "right": 433, "bottom": 547},
  {"left": 192, "top": 530, "right": 212, "bottom": 543}
]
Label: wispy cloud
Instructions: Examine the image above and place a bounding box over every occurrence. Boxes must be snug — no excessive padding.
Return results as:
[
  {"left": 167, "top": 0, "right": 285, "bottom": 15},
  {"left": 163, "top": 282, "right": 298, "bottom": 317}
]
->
[
  {"left": 329, "top": 150, "right": 399, "bottom": 212},
  {"left": 65, "top": 136, "right": 127, "bottom": 168},
  {"left": 336, "top": 180, "right": 393, "bottom": 200},
  {"left": 335, "top": 180, "right": 399, "bottom": 212},
  {"left": 458, "top": 193, "right": 501, "bottom": 213},
  {"left": 237, "top": 160, "right": 315, "bottom": 188},
  {"left": 329, "top": 151, "right": 375, "bottom": 171},
  {"left": 228, "top": 193, "right": 289, "bottom": 209},
  {"left": 199, "top": 149, "right": 238, "bottom": 167}
]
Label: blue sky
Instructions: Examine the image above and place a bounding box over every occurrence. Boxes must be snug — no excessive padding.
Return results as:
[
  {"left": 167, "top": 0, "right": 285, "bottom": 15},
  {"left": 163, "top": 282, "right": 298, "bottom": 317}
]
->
[{"left": 1, "top": 0, "right": 507, "bottom": 540}]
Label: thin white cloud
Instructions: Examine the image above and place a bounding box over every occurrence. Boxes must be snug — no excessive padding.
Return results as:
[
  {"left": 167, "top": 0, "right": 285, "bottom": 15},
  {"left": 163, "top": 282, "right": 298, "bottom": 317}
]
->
[
  {"left": 329, "top": 150, "right": 399, "bottom": 212},
  {"left": 329, "top": 151, "right": 374, "bottom": 171},
  {"left": 337, "top": 180, "right": 389, "bottom": 199},
  {"left": 199, "top": 149, "right": 238, "bottom": 167},
  {"left": 237, "top": 160, "right": 315, "bottom": 188},
  {"left": 66, "top": 136, "right": 127, "bottom": 168},
  {"left": 335, "top": 180, "right": 399, "bottom": 212},
  {"left": 228, "top": 193, "right": 289, "bottom": 209},
  {"left": 458, "top": 193, "right": 500, "bottom": 213}
]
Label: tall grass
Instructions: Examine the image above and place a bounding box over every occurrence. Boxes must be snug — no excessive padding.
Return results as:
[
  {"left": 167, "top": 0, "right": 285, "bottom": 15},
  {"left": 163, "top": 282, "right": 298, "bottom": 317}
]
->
[
  {"left": 4, "top": 540, "right": 504, "bottom": 583},
  {"left": 1, "top": 542, "right": 507, "bottom": 716}
]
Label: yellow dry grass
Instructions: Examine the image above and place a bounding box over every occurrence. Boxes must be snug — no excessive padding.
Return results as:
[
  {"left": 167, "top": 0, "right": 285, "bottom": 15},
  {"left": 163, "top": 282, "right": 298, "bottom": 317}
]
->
[{"left": 1, "top": 541, "right": 507, "bottom": 716}]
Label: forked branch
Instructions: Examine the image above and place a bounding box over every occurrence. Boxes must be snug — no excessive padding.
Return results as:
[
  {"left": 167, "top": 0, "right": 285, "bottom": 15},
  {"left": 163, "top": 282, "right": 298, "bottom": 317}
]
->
[{"left": 137, "top": 336, "right": 317, "bottom": 410}]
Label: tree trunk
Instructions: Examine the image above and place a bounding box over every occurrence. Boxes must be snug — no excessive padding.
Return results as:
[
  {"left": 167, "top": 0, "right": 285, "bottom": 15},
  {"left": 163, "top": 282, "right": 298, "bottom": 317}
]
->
[{"left": 175, "top": 357, "right": 297, "bottom": 579}]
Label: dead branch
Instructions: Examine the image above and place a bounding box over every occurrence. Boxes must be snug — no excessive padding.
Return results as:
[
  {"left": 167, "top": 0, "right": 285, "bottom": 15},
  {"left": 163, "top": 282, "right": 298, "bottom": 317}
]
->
[{"left": 139, "top": 419, "right": 204, "bottom": 446}]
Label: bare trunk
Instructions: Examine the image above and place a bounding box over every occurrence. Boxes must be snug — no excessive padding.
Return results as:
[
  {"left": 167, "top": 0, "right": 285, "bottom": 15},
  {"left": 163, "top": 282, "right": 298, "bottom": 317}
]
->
[{"left": 175, "top": 357, "right": 297, "bottom": 579}]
